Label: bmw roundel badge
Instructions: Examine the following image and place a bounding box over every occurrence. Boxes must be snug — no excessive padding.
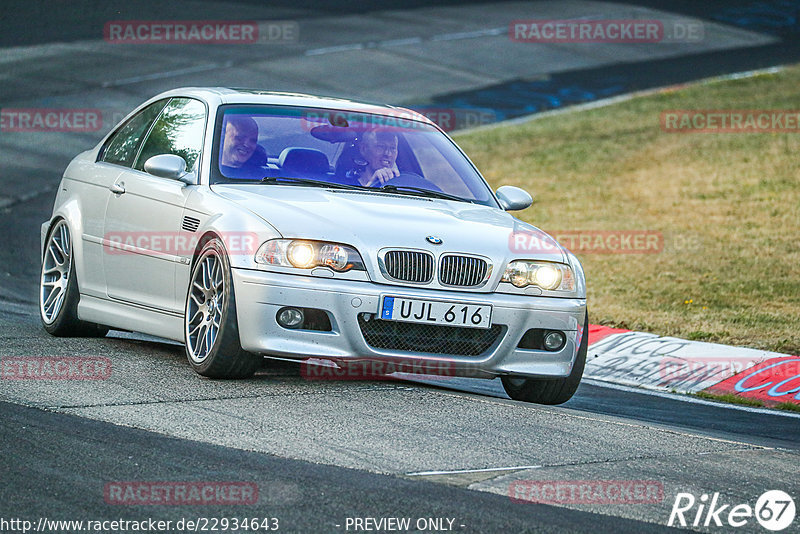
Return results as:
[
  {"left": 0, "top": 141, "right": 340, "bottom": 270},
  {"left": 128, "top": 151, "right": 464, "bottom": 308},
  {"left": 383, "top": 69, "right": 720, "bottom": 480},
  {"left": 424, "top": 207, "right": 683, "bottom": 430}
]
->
[{"left": 426, "top": 236, "right": 443, "bottom": 245}]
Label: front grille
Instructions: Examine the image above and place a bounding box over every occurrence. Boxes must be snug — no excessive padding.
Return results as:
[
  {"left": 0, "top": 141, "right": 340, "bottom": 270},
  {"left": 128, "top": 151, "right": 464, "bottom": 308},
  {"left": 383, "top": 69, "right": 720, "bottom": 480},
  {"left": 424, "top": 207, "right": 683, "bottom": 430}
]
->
[
  {"left": 383, "top": 250, "right": 434, "bottom": 283},
  {"left": 357, "top": 313, "right": 503, "bottom": 356},
  {"left": 439, "top": 255, "right": 489, "bottom": 287}
]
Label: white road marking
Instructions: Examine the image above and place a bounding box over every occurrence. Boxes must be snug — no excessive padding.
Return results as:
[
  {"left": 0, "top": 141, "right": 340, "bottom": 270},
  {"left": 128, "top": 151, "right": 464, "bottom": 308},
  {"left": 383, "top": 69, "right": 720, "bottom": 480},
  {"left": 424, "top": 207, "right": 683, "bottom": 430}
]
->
[
  {"left": 457, "top": 66, "right": 786, "bottom": 135},
  {"left": 101, "top": 61, "right": 234, "bottom": 88},
  {"left": 406, "top": 465, "right": 542, "bottom": 476},
  {"left": 379, "top": 37, "right": 424, "bottom": 47},
  {"left": 399, "top": 369, "right": 799, "bottom": 419},
  {"left": 305, "top": 43, "right": 365, "bottom": 56},
  {"left": 583, "top": 378, "right": 800, "bottom": 419},
  {"left": 0, "top": 185, "right": 57, "bottom": 210},
  {"left": 431, "top": 389, "right": 775, "bottom": 448},
  {"left": 304, "top": 26, "right": 505, "bottom": 56},
  {"left": 430, "top": 27, "right": 506, "bottom": 41}
]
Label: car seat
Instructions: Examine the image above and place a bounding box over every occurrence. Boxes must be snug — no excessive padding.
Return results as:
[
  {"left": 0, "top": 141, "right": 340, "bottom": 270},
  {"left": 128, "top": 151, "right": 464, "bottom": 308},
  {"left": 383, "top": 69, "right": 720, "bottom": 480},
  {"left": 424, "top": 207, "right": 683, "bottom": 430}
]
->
[{"left": 278, "top": 147, "right": 330, "bottom": 177}]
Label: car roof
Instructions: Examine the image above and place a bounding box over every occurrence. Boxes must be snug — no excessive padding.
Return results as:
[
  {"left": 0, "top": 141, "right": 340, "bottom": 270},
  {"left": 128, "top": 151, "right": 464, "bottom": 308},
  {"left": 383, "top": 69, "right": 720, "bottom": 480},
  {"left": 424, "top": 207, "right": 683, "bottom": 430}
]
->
[{"left": 151, "top": 87, "right": 436, "bottom": 126}]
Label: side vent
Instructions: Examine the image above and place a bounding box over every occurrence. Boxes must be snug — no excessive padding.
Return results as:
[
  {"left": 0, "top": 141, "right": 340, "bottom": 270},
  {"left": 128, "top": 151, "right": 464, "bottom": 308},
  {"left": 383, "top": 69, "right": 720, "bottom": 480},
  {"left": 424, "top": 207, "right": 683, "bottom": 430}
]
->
[{"left": 182, "top": 216, "right": 200, "bottom": 233}]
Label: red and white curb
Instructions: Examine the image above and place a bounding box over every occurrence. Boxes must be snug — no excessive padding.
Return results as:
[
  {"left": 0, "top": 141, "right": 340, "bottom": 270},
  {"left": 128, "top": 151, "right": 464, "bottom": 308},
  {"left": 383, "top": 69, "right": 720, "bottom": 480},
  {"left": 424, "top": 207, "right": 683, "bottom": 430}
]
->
[{"left": 586, "top": 325, "right": 799, "bottom": 407}]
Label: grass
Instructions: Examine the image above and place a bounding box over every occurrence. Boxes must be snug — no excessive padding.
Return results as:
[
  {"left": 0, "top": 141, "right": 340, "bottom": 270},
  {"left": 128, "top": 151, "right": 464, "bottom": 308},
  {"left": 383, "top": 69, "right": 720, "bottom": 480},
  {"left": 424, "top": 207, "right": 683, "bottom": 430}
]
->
[
  {"left": 455, "top": 65, "right": 800, "bottom": 355},
  {"left": 693, "top": 391, "right": 765, "bottom": 408},
  {"left": 775, "top": 401, "right": 800, "bottom": 413}
]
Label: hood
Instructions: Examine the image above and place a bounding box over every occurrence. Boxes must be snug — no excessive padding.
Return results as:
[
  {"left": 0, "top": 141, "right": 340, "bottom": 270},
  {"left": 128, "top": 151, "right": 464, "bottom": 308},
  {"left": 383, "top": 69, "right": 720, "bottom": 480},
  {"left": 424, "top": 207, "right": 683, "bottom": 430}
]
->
[{"left": 212, "top": 184, "right": 566, "bottom": 264}]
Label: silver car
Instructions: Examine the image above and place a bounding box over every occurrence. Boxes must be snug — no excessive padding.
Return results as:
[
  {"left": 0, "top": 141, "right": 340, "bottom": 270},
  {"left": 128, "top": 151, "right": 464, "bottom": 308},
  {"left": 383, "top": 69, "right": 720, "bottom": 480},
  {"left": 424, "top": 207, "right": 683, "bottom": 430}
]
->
[{"left": 39, "top": 87, "right": 588, "bottom": 404}]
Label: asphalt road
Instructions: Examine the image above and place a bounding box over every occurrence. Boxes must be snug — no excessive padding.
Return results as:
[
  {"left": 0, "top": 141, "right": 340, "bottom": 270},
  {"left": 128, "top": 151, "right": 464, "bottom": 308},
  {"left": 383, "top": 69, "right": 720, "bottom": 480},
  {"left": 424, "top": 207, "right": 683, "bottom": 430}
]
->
[
  {"left": 4, "top": 399, "right": 685, "bottom": 534},
  {"left": 1, "top": 305, "right": 799, "bottom": 532},
  {"left": 2, "top": 1, "right": 800, "bottom": 532}
]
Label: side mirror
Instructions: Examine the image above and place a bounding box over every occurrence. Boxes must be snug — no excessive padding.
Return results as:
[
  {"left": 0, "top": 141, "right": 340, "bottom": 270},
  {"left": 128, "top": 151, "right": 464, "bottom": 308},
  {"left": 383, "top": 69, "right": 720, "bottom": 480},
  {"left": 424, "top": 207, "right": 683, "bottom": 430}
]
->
[
  {"left": 144, "top": 154, "right": 195, "bottom": 184},
  {"left": 496, "top": 185, "right": 532, "bottom": 211}
]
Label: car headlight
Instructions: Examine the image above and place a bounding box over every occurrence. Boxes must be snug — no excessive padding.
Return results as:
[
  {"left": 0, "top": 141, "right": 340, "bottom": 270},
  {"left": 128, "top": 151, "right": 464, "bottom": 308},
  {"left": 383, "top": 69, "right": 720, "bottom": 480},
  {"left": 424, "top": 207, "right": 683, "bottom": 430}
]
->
[
  {"left": 501, "top": 261, "right": 575, "bottom": 291},
  {"left": 255, "top": 239, "right": 365, "bottom": 272},
  {"left": 287, "top": 241, "right": 315, "bottom": 268}
]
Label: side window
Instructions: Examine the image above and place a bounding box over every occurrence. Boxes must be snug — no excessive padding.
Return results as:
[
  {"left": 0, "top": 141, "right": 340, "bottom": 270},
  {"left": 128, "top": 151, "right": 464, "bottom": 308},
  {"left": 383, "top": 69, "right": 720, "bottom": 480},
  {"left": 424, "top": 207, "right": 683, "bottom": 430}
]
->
[
  {"left": 100, "top": 99, "right": 169, "bottom": 167},
  {"left": 134, "top": 98, "right": 206, "bottom": 174}
]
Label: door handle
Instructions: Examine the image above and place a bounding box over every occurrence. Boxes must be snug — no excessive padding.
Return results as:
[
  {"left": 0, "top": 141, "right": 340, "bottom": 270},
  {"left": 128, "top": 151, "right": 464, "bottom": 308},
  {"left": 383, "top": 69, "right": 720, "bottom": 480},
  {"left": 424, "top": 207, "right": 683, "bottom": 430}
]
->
[{"left": 110, "top": 182, "right": 126, "bottom": 195}]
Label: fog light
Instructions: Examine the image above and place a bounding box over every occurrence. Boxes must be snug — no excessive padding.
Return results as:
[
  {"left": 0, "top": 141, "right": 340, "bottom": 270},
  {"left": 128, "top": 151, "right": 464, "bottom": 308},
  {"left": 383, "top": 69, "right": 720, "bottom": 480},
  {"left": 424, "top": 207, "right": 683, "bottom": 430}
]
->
[
  {"left": 277, "top": 307, "right": 304, "bottom": 329},
  {"left": 543, "top": 331, "right": 566, "bottom": 351}
]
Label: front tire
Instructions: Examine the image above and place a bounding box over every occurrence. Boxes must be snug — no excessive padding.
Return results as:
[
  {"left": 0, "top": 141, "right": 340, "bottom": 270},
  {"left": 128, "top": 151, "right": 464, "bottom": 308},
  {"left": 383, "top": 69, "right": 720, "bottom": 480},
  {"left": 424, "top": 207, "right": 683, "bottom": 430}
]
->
[
  {"left": 40, "top": 219, "right": 108, "bottom": 337},
  {"left": 501, "top": 311, "right": 588, "bottom": 405},
  {"left": 184, "top": 238, "right": 262, "bottom": 378}
]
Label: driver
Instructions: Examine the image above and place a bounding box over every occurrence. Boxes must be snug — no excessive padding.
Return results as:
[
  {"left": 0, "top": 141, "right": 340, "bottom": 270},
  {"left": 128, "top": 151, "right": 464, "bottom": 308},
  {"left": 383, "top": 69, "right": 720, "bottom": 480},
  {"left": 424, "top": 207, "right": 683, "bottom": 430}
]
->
[
  {"left": 219, "top": 115, "right": 262, "bottom": 179},
  {"left": 352, "top": 129, "right": 400, "bottom": 187}
]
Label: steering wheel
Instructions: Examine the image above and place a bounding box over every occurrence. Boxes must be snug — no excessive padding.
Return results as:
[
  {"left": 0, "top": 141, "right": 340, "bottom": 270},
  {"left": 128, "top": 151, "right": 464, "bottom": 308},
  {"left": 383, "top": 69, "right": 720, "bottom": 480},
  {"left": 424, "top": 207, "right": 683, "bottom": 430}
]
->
[{"left": 383, "top": 172, "right": 442, "bottom": 192}]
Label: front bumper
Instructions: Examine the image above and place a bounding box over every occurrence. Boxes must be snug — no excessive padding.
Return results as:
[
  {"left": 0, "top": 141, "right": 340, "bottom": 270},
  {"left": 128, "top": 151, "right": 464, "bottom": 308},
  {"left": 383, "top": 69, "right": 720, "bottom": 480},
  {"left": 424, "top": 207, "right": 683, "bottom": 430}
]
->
[{"left": 232, "top": 268, "right": 586, "bottom": 379}]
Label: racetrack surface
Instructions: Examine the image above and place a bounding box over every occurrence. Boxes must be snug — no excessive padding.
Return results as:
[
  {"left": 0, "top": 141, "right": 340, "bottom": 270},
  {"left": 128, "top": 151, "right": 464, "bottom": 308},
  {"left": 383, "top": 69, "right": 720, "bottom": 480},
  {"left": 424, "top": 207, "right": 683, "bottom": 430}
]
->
[
  {"left": 2, "top": 305, "right": 799, "bottom": 531},
  {"left": 2, "top": 1, "right": 799, "bottom": 531}
]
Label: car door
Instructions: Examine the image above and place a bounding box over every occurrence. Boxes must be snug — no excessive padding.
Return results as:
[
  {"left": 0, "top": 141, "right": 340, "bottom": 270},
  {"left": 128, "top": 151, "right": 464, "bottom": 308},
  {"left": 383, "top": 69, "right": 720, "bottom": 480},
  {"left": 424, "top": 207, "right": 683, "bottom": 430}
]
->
[
  {"left": 77, "top": 99, "right": 169, "bottom": 298},
  {"left": 103, "top": 97, "right": 206, "bottom": 313}
]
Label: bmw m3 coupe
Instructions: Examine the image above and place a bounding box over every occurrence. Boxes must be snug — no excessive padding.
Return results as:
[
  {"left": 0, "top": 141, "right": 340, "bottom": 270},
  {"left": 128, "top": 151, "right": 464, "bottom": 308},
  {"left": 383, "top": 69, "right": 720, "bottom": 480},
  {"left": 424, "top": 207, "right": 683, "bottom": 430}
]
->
[{"left": 40, "top": 87, "right": 587, "bottom": 404}]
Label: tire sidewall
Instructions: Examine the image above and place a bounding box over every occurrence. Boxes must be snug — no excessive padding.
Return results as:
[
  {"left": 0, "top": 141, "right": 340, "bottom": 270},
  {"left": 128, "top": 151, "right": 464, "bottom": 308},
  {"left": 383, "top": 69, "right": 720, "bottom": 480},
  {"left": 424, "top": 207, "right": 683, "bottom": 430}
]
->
[
  {"left": 40, "top": 220, "right": 78, "bottom": 333},
  {"left": 184, "top": 238, "right": 239, "bottom": 374},
  {"left": 502, "top": 310, "right": 589, "bottom": 403}
]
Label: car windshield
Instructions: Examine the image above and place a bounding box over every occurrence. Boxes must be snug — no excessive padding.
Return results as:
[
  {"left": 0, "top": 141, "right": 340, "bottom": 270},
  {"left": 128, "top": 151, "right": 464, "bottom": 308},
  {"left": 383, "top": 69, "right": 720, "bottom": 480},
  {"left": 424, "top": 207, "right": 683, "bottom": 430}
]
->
[{"left": 210, "top": 105, "right": 497, "bottom": 206}]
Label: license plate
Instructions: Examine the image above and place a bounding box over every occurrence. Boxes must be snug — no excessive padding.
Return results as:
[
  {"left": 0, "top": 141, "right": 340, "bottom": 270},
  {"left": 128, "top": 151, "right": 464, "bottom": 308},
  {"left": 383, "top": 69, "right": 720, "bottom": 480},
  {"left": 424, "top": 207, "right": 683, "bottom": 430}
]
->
[{"left": 380, "top": 296, "right": 492, "bottom": 329}]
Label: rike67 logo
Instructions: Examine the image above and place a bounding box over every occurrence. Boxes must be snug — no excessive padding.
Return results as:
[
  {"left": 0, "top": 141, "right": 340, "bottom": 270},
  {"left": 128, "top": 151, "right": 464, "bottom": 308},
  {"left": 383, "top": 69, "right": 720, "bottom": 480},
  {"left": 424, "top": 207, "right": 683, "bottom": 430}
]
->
[{"left": 668, "top": 490, "right": 795, "bottom": 531}]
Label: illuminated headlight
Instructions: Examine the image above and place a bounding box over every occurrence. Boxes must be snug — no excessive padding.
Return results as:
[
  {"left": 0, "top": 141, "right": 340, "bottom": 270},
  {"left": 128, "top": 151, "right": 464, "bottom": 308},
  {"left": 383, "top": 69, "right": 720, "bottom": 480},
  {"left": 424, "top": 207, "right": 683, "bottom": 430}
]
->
[
  {"left": 533, "top": 264, "right": 561, "bottom": 289},
  {"left": 288, "top": 242, "right": 315, "bottom": 268},
  {"left": 501, "top": 261, "right": 575, "bottom": 291},
  {"left": 255, "top": 239, "right": 365, "bottom": 272}
]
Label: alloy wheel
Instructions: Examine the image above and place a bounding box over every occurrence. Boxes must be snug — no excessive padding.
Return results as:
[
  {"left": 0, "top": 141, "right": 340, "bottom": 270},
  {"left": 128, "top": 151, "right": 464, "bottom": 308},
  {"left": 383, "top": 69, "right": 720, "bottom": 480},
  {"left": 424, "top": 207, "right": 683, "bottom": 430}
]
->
[
  {"left": 40, "top": 221, "right": 72, "bottom": 324},
  {"left": 186, "top": 252, "right": 225, "bottom": 363}
]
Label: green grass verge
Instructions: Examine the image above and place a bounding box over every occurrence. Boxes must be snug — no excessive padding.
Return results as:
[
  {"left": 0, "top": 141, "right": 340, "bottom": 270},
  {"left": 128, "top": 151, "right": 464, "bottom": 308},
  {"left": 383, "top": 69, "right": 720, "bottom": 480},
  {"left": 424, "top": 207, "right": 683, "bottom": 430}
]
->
[
  {"left": 455, "top": 65, "right": 800, "bottom": 354},
  {"left": 693, "top": 391, "right": 765, "bottom": 408},
  {"left": 775, "top": 401, "right": 800, "bottom": 413}
]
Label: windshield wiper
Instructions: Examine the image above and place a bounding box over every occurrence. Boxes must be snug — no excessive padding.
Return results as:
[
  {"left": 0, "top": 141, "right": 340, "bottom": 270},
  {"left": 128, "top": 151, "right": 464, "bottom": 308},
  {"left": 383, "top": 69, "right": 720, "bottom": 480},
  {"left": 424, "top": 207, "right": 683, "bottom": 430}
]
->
[
  {"left": 261, "top": 176, "right": 368, "bottom": 191},
  {"left": 378, "top": 184, "right": 471, "bottom": 203},
  {"left": 260, "top": 176, "right": 472, "bottom": 202}
]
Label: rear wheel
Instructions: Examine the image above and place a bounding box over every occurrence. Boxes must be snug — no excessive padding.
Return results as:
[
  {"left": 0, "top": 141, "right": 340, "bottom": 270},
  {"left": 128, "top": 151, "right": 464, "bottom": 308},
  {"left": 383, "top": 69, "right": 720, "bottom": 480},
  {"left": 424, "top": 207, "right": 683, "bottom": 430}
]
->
[
  {"left": 184, "top": 238, "right": 262, "bottom": 378},
  {"left": 40, "top": 219, "right": 108, "bottom": 337},
  {"left": 501, "top": 311, "right": 588, "bottom": 405}
]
